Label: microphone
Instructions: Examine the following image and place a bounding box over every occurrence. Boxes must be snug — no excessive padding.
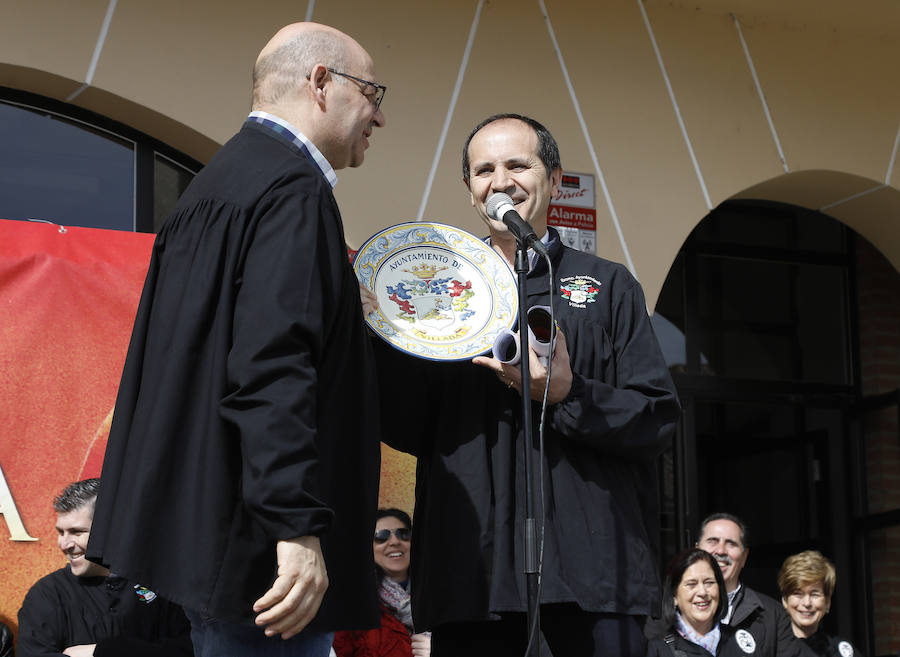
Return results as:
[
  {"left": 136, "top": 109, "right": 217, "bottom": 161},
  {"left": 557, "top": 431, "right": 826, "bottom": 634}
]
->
[{"left": 485, "top": 193, "right": 548, "bottom": 257}]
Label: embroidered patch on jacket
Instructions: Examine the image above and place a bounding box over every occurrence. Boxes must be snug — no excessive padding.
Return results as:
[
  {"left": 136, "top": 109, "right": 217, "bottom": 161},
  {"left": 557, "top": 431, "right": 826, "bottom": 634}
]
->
[
  {"left": 133, "top": 585, "right": 158, "bottom": 603},
  {"left": 838, "top": 641, "right": 854, "bottom": 657},
  {"left": 735, "top": 629, "right": 756, "bottom": 653},
  {"left": 559, "top": 276, "right": 601, "bottom": 308}
]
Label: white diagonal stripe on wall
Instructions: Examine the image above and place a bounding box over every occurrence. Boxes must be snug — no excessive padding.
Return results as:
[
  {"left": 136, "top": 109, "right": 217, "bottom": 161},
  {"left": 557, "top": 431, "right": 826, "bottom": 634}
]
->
[
  {"left": 638, "top": 0, "right": 712, "bottom": 211},
  {"left": 733, "top": 13, "right": 789, "bottom": 173},
  {"left": 538, "top": 0, "right": 637, "bottom": 279},
  {"left": 819, "top": 184, "right": 888, "bottom": 212},
  {"left": 886, "top": 119, "right": 900, "bottom": 185},
  {"left": 417, "top": 0, "right": 484, "bottom": 222},
  {"left": 67, "top": 0, "right": 118, "bottom": 102}
]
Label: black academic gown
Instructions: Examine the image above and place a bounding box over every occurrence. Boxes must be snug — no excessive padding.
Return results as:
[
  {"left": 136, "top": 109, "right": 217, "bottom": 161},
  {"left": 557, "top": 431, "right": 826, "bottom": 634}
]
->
[
  {"left": 87, "top": 121, "right": 381, "bottom": 631},
  {"left": 376, "top": 233, "right": 680, "bottom": 630}
]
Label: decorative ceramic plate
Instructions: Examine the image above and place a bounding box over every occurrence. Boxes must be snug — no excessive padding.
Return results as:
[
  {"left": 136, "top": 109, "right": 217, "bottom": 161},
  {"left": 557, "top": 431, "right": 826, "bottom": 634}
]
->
[{"left": 354, "top": 222, "right": 518, "bottom": 361}]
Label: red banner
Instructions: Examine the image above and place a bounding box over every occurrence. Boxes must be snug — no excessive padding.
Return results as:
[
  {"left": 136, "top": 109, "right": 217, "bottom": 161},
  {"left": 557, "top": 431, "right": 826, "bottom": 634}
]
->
[
  {"left": 0, "top": 219, "right": 154, "bottom": 633},
  {"left": 0, "top": 218, "right": 414, "bottom": 636}
]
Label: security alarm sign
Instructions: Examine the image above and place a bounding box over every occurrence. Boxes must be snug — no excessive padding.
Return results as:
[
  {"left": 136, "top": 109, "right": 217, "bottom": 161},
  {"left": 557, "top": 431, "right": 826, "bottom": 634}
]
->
[{"left": 548, "top": 172, "right": 596, "bottom": 254}]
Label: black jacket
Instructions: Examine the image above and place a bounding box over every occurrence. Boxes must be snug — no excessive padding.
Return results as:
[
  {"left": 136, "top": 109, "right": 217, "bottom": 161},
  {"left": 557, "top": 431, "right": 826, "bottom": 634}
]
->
[
  {"left": 16, "top": 568, "right": 191, "bottom": 657},
  {"left": 87, "top": 121, "right": 382, "bottom": 630},
  {"left": 803, "top": 631, "right": 864, "bottom": 657},
  {"left": 726, "top": 586, "right": 811, "bottom": 657},
  {"left": 647, "top": 625, "right": 753, "bottom": 657},
  {"left": 377, "top": 232, "right": 680, "bottom": 629}
]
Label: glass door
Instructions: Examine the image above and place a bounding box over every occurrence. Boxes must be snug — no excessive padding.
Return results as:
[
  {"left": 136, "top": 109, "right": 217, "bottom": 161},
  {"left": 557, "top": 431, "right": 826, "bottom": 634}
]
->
[{"left": 850, "top": 390, "right": 900, "bottom": 657}]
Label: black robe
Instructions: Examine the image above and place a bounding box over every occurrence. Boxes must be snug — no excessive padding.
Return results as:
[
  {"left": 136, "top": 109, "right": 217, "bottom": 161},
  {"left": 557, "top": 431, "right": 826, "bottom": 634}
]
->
[
  {"left": 376, "top": 233, "right": 680, "bottom": 630},
  {"left": 87, "top": 121, "right": 381, "bottom": 631}
]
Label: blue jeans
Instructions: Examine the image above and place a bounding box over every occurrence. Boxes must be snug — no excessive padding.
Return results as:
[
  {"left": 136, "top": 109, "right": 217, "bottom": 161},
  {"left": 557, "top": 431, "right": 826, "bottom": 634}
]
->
[{"left": 185, "top": 608, "right": 334, "bottom": 657}]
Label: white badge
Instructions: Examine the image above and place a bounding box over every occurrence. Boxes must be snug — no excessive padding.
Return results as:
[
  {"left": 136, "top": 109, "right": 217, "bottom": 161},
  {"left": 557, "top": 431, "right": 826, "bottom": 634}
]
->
[
  {"left": 838, "top": 641, "right": 854, "bottom": 657},
  {"left": 735, "top": 629, "right": 757, "bottom": 653}
]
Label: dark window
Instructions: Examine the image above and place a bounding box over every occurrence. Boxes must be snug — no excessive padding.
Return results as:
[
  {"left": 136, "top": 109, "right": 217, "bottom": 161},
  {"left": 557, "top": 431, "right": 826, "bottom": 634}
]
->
[
  {"left": 154, "top": 153, "right": 195, "bottom": 232},
  {"left": 0, "top": 102, "right": 135, "bottom": 231},
  {"left": 692, "top": 201, "right": 846, "bottom": 253},
  {"left": 653, "top": 200, "right": 885, "bottom": 650},
  {"left": 694, "top": 256, "right": 850, "bottom": 383},
  {"left": 0, "top": 88, "right": 200, "bottom": 233}
]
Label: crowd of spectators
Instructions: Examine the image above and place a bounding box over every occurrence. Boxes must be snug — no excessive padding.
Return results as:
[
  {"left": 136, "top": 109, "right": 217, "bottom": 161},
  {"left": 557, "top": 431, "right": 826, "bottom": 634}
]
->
[
  {"left": 9, "top": 483, "right": 863, "bottom": 657},
  {"left": 646, "top": 513, "right": 862, "bottom": 657}
]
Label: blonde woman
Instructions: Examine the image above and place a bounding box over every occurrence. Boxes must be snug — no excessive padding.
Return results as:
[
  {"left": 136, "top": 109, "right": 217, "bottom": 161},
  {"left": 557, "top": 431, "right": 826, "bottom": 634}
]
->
[{"left": 777, "top": 551, "right": 863, "bottom": 657}]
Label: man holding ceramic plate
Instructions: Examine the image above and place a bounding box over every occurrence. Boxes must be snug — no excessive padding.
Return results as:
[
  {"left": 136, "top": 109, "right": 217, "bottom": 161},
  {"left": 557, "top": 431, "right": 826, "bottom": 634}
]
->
[{"left": 362, "top": 113, "right": 679, "bottom": 657}]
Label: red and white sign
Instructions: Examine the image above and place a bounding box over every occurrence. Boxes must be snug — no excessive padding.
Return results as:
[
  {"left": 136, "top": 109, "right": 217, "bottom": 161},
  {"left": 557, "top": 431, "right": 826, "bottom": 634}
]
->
[{"left": 548, "top": 172, "right": 596, "bottom": 254}]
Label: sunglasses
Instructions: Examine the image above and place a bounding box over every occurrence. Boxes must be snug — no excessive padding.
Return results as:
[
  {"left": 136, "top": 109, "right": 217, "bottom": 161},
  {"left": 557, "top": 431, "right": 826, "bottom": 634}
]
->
[{"left": 374, "top": 527, "right": 411, "bottom": 543}]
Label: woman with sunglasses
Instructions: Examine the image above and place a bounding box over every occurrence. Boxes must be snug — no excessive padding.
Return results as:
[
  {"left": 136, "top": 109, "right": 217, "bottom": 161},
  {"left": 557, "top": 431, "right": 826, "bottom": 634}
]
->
[
  {"left": 646, "top": 548, "right": 748, "bottom": 656},
  {"left": 333, "top": 508, "right": 431, "bottom": 657}
]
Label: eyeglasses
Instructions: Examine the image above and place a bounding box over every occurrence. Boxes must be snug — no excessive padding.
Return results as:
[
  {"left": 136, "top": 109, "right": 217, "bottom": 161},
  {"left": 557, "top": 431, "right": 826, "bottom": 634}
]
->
[
  {"left": 374, "top": 527, "right": 411, "bottom": 543},
  {"left": 327, "top": 68, "right": 386, "bottom": 111}
]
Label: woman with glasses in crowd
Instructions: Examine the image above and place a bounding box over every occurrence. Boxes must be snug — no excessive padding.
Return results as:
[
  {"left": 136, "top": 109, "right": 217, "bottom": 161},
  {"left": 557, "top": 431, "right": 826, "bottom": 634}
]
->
[
  {"left": 647, "top": 548, "right": 748, "bottom": 656},
  {"left": 777, "top": 550, "right": 863, "bottom": 657},
  {"left": 333, "top": 508, "right": 430, "bottom": 657}
]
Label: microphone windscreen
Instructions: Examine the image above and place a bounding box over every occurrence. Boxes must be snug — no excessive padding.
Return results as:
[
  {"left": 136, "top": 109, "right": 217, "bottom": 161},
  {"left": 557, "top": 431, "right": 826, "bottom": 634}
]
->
[{"left": 485, "top": 193, "right": 514, "bottom": 220}]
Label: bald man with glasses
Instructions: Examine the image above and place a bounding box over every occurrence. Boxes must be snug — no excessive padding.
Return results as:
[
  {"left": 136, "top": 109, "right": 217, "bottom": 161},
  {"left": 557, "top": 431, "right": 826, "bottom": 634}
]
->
[{"left": 88, "top": 23, "right": 386, "bottom": 657}]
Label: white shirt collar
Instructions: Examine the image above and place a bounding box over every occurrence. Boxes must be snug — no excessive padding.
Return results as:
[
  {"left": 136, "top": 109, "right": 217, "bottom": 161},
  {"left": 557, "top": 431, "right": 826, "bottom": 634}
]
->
[{"left": 724, "top": 582, "right": 742, "bottom": 624}]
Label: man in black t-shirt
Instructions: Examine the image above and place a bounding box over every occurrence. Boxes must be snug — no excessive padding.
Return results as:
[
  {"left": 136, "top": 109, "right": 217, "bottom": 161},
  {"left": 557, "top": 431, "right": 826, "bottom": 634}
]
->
[{"left": 17, "top": 479, "right": 192, "bottom": 657}]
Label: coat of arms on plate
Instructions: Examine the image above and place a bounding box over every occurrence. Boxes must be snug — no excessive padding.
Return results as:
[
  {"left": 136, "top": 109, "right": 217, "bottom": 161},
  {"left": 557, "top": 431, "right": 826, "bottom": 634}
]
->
[{"left": 386, "top": 264, "right": 475, "bottom": 335}]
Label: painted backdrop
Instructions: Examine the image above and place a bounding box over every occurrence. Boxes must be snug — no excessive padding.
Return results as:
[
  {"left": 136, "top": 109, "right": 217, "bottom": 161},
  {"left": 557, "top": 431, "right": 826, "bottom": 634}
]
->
[{"left": 0, "top": 218, "right": 414, "bottom": 634}]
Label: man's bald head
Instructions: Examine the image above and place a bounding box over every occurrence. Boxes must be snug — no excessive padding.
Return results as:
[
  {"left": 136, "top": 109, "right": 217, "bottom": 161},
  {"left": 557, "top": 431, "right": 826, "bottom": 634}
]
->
[
  {"left": 252, "top": 23, "right": 361, "bottom": 110},
  {"left": 250, "top": 22, "right": 385, "bottom": 170}
]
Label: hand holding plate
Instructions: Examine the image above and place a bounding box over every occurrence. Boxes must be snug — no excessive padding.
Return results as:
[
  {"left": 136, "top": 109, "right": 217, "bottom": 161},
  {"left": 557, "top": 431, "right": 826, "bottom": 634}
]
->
[{"left": 359, "top": 283, "right": 378, "bottom": 316}]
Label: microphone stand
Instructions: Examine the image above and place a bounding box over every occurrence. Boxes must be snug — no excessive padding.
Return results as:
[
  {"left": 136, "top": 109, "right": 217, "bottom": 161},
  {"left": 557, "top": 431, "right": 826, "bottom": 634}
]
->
[{"left": 512, "top": 241, "right": 541, "bottom": 657}]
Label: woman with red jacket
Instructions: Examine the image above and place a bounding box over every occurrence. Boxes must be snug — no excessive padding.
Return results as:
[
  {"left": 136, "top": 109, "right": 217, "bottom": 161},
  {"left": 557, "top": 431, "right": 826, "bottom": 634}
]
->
[{"left": 333, "top": 509, "right": 430, "bottom": 657}]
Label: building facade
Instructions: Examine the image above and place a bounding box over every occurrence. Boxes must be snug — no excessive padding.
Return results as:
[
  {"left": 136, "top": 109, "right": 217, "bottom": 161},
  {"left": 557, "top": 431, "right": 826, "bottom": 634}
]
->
[{"left": 1, "top": 0, "right": 897, "bottom": 652}]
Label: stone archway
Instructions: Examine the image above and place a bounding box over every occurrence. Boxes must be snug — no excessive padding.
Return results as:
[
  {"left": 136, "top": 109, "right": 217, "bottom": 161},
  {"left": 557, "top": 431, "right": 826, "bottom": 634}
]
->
[{"left": 651, "top": 184, "right": 899, "bottom": 653}]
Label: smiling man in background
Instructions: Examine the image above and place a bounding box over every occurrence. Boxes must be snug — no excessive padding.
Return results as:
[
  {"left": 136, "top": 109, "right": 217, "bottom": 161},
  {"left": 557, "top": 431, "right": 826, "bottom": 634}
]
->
[
  {"left": 17, "top": 479, "right": 193, "bottom": 657},
  {"left": 697, "top": 513, "right": 811, "bottom": 657}
]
